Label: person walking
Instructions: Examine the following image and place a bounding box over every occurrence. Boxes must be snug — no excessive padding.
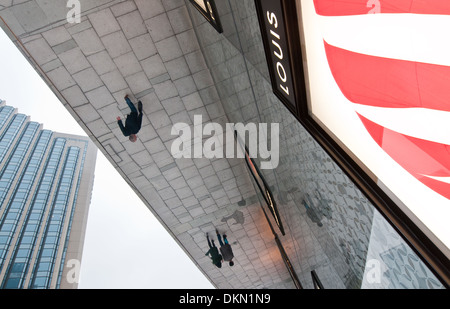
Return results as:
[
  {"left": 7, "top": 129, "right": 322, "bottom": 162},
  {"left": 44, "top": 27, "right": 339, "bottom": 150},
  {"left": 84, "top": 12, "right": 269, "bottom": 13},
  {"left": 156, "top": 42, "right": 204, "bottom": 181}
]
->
[
  {"left": 205, "top": 233, "right": 222, "bottom": 268},
  {"left": 117, "top": 95, "right": 143, "bottom": 142},
  {"left": 216, "top": 229, "right": 234, "bottom": 267}
]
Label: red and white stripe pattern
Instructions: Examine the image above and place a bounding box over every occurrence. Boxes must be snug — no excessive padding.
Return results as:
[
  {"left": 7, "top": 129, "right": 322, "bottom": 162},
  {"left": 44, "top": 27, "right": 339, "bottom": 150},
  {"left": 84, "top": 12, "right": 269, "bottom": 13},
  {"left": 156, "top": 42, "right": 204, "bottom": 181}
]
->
[
  {"left": 309, "top": 0, "right": 450, "bottom": 200},
  {"left": 314, "top": 0, "right": 450, "bottom": 16}
]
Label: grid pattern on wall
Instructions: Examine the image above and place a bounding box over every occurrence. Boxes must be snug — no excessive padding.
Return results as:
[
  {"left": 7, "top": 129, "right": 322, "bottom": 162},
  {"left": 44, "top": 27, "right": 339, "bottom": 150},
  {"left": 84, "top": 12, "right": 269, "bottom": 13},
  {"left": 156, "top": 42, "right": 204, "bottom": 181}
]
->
[{"left": 0, "top": 103, "right": 96, "bottom": 289}]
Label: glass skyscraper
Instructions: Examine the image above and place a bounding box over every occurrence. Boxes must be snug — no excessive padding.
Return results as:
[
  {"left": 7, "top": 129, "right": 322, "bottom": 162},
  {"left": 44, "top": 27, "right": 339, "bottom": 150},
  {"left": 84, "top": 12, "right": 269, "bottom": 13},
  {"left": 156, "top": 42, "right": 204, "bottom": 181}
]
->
[{"left": 0, "top": 101, "right": 97, "bottom": 289}]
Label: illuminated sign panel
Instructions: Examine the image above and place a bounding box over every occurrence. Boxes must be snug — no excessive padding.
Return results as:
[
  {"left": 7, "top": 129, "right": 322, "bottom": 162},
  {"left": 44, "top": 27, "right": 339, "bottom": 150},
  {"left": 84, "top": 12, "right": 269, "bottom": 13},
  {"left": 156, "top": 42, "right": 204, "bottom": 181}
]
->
[
  {"left": 255, "top": 0, "right": 298, "bottom": 112},
  {"left": 298, "top": 0, "right": 450, "bottom": 251}
]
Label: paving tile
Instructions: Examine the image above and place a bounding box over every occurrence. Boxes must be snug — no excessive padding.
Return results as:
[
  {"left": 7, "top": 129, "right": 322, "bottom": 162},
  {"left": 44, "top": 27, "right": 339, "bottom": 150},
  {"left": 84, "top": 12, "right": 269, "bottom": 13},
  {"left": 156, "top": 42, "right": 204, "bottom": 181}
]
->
[
  {"left": 144, "top": 137, "right": 167, "bottom": 155},
  {"left": 185, "top": 49, "right": 208, "bottom": 73},
  {"left": 52, "top": 39, "right": 78, "bottom": 55},
  {"left": 193, "top": 69, "right": 214, "bottom": 90},
  {"left": 162, "top": 0, "right": 186, "bottom": 11},
  {"left": 173, "top": 75, "right": 198, "bottom": 98},
  {"left": 24, "top": 37, "right": 57, "bottom": 66},
  {"left": 182, "top": 91, "right": 204, "bottom": 111},
  {"left": 135, "top": 0, "right": 165, "bottom": 20},
  {"left": 169, "top": 110, "right": 191, "bottom": 126},
  {"left": 88, "top": 8, "right": 121, "bottom": 37},
  {"left": 66, "top": 18, "right": 92, "bottom": 35},
  {"left": 46, "top": 66, "right": 76, "bottom": 91},
  {"left": 58, "top": 47, "right": 90, "bottom": 74},
  {"left": 97, "top": 103, "right": 122, "bottom": 125},
  {"left": 85, "top": 86, "right": 116, "bottom": 109},
  {"left": 155, "top": 36, "right": 183, "bottom": 62},
  {"left": 100, "top": 69, "right": 128, "bottom": 93},
  {"left": 141, "top": 54, "right": 167, "bottom": 80},
  {"left": 176, "top": 186, "right": 194, "bottom": 200},
  {"left": 162, "top": 165, "right": 183, "bottom": 181},
  {"left": 167, "top": 6, "right": 192, "bottom": 34},
  {"left": 146, "top": 108, "right": 171, "bottom": 130},
  {"left": 129, "top": 33, "right": 157, "bottom": 61},
  {"left": 125, "top": 71, "right": 152, "bottom": 94},
  {"left": 164, "top": 56, "right": 190, "bottom": 81},
  {"left": 141, "top": 163, "right": 162, "bottom": 179},
  {"left": 73, "top": 103, "right": 101, "bottom": 123},
  {"left": 42, "top": 26, "right": 72, "bottom": 46},
  {"left": 145, "top": 13, "right": 174, "bottom": 43},
  {"left": 110, "top": 1, "right": 138, "bottom": 17},
  {"left": 153, "top": 80, "right": 179, "bottom": 101},
  {"left": 85, "top": 118, "right": 110, "bottom": 137},
  {"left": 117, "top": 10, "right": 147, "bottom": 39},
  {"left": 73, "top": 67, "right": 103, "bottom": 92},
  {"left": 72, "top": 28, "right": 105, "bottom": 56},
  {"left": 176, "top": 29, "right": 200, "bottom": 55},
  {"left": 113, "top": 51, "right": 142, "bottom": 77},
  {"left": 87, "top": 50, "right": 116, "bottom": 75},
  {"left": 60, "top": 85, "right": 88, "bottom": 108},
  {"left": 11, "top": 1, "right": 48, "bottom": 32},
  {"left": 161, "top": 96, "right": 184, "bottom": 116},
  {"left": 101, "top": 30, "right": 132, "bottom": 58}
]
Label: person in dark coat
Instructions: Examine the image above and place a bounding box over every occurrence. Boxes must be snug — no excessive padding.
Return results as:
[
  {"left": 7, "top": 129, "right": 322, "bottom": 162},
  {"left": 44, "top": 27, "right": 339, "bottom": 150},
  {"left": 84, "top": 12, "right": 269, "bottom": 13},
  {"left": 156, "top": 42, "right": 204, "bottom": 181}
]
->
[
  {"left": 216, "top": 229, "right": 234, "bottom": 266},
  {"left": 117, "top": 95, "right": 143, "bottom": 142},
  {"left": 205, "top": 233, "right": 222, "bottom": 268}
]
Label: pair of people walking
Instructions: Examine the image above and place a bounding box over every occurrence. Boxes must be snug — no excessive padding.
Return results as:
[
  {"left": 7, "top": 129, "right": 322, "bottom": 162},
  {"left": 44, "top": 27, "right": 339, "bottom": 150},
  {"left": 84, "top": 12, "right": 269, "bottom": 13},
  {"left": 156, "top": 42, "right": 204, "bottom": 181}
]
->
[{"left": 205, "top": 230, "right": 234, "bottom": 269}]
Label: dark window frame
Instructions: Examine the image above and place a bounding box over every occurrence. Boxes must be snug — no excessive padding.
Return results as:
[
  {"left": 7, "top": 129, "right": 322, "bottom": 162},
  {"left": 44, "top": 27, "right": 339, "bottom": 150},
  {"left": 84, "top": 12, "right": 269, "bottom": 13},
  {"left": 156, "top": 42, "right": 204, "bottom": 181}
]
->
[
  {"left": 234, "top": 130, "right": 286, "bottom": 236},
  {"left": 189, "top": 0, "right": 223, "bottom": 33}
]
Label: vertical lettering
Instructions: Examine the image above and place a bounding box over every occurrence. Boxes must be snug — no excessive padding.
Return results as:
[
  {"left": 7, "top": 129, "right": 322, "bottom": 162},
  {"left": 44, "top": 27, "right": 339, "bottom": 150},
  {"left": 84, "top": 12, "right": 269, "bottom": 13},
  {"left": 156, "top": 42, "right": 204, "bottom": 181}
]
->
[
  {"left": 271, "top": 40, "right": 283, "bottom": 60},
  {"left": 270, "top": 30, "right": 280, "bottom": 40},
  {"left": 266, "top": 11, "right": 278, "bottom": 28},
  {"left": 280, "top": 84, "right": 289, "bottom": 96},
  {"left": 276, "top": 62, "right": 287, "bottom": 82}
]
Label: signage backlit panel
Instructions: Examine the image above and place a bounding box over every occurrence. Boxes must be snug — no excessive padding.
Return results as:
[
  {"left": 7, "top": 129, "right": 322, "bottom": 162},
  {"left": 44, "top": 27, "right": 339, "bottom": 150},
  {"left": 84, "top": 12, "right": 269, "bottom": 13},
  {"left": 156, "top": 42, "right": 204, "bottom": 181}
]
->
[
  {"left": 255, "top": 0, "right": 298, "bottom": 112},
  {"left": 298, "top": 0, "right": 450, "bottom": 252}
]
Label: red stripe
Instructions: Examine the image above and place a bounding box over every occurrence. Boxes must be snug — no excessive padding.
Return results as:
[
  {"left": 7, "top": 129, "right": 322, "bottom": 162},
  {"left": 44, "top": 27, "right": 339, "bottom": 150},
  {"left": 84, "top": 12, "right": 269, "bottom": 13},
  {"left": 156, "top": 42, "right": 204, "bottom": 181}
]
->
[
  {"left": 314, "top": 0, "right": 450, "bottom": 16},
  {"left": 324, "top": 41, "right": 450, "bottom": 112},
  {"left": 357, "top": 113, "right": 450, "bottom": 199}
]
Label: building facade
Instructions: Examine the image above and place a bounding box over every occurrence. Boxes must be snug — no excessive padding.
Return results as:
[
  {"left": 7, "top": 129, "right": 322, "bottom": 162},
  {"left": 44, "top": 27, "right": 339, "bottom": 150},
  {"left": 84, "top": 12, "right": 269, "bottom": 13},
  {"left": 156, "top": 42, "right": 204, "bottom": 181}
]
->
[
  {"left": 0, "top": 0, "right": 447, "bottom": 288},
  {"left": 0, "top": 101, "right": 97, "bottom": 289}
]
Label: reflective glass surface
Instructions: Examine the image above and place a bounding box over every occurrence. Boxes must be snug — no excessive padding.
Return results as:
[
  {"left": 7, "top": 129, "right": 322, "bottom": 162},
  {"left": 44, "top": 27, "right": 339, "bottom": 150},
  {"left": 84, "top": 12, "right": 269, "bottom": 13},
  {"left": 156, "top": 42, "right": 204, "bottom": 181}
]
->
[{"left": 187, "top": 0, "right": 445, "bottom": 288}]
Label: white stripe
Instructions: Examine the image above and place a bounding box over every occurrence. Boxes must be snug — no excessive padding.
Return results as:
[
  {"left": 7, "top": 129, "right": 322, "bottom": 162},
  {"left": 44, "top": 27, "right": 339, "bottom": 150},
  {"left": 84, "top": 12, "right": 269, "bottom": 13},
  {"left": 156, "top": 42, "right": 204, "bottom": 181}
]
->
[
  {"left": 320, "top": 14, "right": 450, "bottom": 66},
  {"left": 422, "top": 175, "right": 450, "bottom": 184},
  {"left": 352, "top": 104, "right": 450, "bottom": 145}
]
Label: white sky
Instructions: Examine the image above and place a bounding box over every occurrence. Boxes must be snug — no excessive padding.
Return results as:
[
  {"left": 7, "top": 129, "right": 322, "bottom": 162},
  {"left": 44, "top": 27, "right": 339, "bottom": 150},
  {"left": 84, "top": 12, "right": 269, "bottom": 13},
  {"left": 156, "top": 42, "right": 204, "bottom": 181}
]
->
[{"left": 0, "top": 28, "right": 213, "bottom": 289}]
